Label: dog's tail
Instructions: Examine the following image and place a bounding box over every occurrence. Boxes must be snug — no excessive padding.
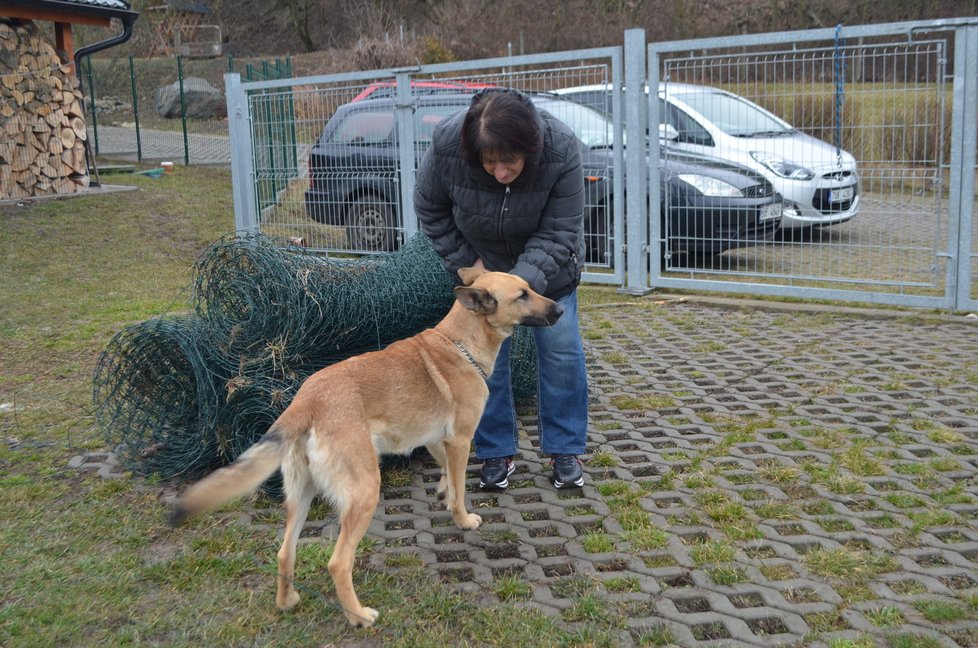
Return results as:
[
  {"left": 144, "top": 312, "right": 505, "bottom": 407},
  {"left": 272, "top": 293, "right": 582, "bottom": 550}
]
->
[{"left": 168, "top": 422, "right": 291, "bottom": 527}]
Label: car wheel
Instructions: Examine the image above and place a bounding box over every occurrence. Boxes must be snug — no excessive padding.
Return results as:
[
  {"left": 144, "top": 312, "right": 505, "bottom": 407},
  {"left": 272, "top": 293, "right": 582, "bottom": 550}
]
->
[{"left": 345, "top": 195, "right": 397, "bottom": 251}]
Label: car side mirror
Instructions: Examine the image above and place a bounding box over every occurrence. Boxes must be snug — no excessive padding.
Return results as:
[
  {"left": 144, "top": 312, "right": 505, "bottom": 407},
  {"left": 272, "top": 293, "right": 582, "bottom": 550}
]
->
[{"left": 658, "top": 123, "right": 679, "bottom": 141}]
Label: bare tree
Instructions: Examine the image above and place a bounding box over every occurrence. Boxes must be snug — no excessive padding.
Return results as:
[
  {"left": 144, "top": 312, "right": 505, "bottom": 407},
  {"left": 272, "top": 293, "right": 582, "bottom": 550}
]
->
[
  {"left": 428, "top": 0, "right": 497, "bottom": 58},
  {"left": 281, "top": 0, "right": 316, "bottom": 52}
]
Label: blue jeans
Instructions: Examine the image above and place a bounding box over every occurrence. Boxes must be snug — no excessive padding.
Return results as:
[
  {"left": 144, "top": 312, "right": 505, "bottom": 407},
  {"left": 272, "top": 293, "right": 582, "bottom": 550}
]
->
[{"left": 474, "top": 290, "right": 588, "bottom": 459}]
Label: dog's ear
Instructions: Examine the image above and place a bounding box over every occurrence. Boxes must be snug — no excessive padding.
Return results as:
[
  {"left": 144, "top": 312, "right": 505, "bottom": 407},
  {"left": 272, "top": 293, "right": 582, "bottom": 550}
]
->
[
  {"left": 458, "top": 266, "right": 488, "bottom": 286},
  {"left": 454, "top": 285, "right": 498, "bottom": 315}
]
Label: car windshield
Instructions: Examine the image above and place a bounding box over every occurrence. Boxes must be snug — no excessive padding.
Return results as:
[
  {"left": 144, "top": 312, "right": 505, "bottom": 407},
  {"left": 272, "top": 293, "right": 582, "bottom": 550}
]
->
[
  {"left": 329, "top": 104, "right": 464, "bottom": 145},
  {"left": 331, "top": 111, "right": 395, "bottom": 144},
  {"left": 672, "top": 91, "right": 791, "bottom": 137},
  {"left": 560, "top": 90, "right": 612, "bottom": 116},
  {"left": 532, "top": 98, "right": 619, "bottom": 148},
  {"left": 413, "top": 104, "right": 466, "bottom": 143}
]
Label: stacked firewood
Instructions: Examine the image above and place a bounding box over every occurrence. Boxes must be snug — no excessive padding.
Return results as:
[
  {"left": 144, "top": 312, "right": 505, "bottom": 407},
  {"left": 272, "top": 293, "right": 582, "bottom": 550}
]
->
[{"left": 0, "top": 20, "right": 89, "bottom": 200}]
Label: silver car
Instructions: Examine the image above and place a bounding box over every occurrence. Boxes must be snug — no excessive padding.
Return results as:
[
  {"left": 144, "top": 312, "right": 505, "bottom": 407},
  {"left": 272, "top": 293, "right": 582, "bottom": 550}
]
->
[{"left": 555, "top": 83, "right": 860, "bottom": 231}]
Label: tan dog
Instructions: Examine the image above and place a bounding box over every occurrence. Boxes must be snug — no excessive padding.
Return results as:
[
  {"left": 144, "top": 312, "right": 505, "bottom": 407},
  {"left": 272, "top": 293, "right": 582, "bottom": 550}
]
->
[{"left": 168, "top": 267, "right": 563, "bottom": 628}]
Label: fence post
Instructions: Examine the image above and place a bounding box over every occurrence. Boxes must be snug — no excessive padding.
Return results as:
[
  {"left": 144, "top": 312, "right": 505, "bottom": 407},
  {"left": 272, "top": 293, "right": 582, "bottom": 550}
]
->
[
  {"left": 285, "top": 59, "right": 298, "bottom": 172},
  {"left": 950, "top": 25, "right": 978, "bottom": 310},
  {"left": 622, "top": 28, "right": 650, "bottom": 294},
  {"left": 128, "top": 54, "right": 142, "bottom": 162},
  {"left": 225, "top": 73, "right": 258, "bottom": 234},
  {"left": 177, "top": 56, "right": 190, "bottom": 165},
  {"left": 259, "top": 86, "right": 279, "bottom": 211},
  {"left": 394, "top": 68, "right": 421, "bottom": 243},
  {"left": 271, "top": 59, "right": 287, "bottom": 201}
]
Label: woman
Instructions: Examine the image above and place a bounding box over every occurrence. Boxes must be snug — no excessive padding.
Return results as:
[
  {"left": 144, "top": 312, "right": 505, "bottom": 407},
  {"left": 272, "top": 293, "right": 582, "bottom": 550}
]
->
[{"left": 414, "top": 87, "right": 588, "bottom": 490}]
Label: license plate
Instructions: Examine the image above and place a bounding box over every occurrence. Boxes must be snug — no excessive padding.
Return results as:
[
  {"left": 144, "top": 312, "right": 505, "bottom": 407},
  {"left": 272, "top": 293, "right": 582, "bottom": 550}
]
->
[
  {"left": 759, "top": 203, "right": 782, "bottom": 222},
  {"left": 829, "top": 187, "right": 854, "bottom": 203}
]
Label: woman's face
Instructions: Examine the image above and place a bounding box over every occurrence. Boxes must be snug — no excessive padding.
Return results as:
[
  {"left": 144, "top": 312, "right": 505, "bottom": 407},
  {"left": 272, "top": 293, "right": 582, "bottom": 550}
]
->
[{"left": 481, "top": 151, "right": 525, "bottom": 185}]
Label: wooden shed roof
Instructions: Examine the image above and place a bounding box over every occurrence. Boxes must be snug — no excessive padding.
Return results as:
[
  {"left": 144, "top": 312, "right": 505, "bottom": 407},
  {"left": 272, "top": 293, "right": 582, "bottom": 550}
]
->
[{"left": 0, "top": 0, "right": 138, "bottom": 26}]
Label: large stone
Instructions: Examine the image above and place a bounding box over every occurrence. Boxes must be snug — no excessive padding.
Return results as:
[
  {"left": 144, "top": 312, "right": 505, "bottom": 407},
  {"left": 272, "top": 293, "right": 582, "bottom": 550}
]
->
[{"left": 154, "top": 77, "right": 225, "bottom": 119}]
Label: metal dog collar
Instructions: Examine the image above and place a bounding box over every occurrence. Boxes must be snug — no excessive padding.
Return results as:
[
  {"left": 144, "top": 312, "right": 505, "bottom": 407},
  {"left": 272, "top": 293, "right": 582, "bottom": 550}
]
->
[{"left": 452, "top": 339, "right": 489, "bottom": 380}]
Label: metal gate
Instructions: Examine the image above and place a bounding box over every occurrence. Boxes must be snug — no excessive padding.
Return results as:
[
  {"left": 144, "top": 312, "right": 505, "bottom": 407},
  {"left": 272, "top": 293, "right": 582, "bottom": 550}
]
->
[
  {"left": 636, "top": 20, "right": 978, "bottom": 311},
  {"left": 226, "top": 19, "right": 978, "bottom": 311},
  {"left": 226, "top": 47, "right": 625, "bottom": 287}
]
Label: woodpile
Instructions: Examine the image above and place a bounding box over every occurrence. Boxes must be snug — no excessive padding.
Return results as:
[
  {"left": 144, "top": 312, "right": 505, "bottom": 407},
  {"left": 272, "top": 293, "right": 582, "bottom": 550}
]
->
[{"left": 1, "top": 20, "right": 89, "bottom": 201}]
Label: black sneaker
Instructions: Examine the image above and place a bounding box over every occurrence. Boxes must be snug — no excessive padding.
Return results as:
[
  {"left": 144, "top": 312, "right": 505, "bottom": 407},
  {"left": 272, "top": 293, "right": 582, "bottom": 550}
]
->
[
  {"left": 479, "top": 457, "right": 515, "bottom": 491},
  {"left": 551, "top": 455, "right": 584, "bottom": 489}
]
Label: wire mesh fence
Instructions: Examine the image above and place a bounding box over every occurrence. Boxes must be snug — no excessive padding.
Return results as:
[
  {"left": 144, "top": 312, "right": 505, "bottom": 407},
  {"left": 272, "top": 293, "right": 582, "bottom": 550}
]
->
[
  {"left": 248, "top": 60, "right": 619, "bottom": 272},
  {"left": 642, "top": 22, "right": 978, "bottom": 310},
  {"left": 82, "top": 53, "right": 291, "bottom": 166},
  {"left": 652, "top": 38, "right": 951, "bottom": 296},
  {"left": 107, "top": 21, "right": 971, "bottom": 311}
]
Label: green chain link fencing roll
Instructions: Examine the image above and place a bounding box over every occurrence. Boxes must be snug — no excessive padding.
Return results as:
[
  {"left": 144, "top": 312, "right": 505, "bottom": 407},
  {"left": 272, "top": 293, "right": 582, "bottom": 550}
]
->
[{"left": 93, "top": 233, "right": 538, "bottom": 492}]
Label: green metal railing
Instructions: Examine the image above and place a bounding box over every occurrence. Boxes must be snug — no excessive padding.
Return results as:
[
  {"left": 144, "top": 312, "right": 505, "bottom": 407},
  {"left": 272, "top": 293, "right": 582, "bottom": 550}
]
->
[
  {"left": 232, "top": 57, "right": 298, "bottom": 212},
  {"left": 82, "top": 54, "right": 293, "bottom": 170}
]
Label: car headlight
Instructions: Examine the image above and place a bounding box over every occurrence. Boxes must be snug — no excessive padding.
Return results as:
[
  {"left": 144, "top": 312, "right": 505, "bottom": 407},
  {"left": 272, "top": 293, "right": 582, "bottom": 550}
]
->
[
  {"left": 750, "top": 151, "right": 815, "bottom": 180},
  {"left": 677, "top": 174, "right": 744, "bottom": 198}
]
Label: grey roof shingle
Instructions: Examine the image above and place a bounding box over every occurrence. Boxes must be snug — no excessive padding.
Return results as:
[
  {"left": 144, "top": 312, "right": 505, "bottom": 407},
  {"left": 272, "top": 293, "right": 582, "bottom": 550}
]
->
[
  {"left": 1, "top": 0, "right": 139, "bottom": 17},
  {"left": 55, "top": 0, "right": 207, "bottom": 15},
  {"left": 51, "top": 0, "right": 132, "bottom": 9}
]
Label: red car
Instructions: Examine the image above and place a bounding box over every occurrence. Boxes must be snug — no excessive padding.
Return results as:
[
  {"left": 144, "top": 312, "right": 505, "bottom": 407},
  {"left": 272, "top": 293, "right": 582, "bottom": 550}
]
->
[{"left": 352, "top": 79, "right": 496, "bottom": 102}]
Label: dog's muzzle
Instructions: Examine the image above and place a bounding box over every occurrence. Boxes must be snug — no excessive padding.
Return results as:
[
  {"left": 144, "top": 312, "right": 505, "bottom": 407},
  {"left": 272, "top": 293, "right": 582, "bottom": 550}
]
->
[{"left": 521, "top": 302, "right": 564, "bottom": 327}]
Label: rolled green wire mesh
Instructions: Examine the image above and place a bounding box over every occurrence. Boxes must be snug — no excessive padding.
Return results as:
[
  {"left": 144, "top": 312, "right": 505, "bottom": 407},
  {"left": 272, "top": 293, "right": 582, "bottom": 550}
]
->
[
  {"left": 93, "top": 233, "right": 539, "bottom": 488},
  {"left": 92, "top": 315, "right": 226, "bottom": 480}
]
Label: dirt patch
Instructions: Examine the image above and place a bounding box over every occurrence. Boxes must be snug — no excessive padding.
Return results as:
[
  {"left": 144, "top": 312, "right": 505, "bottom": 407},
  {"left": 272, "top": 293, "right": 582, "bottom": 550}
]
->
[{"left": 141, "top": 539, "right": 182, "bottom": 567}]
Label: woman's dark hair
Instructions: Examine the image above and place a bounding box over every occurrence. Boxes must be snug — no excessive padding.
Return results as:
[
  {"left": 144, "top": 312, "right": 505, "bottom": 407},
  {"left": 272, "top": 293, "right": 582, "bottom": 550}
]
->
[{"left": 460, "top": 89, "right": 543, "bottom": 168}]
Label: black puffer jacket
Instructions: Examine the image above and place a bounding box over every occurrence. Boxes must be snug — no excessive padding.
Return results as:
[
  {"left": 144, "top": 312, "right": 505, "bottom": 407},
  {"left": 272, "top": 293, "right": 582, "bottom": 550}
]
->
[{"left": 414, "top": 88, "right": 585, "bottom": 300}]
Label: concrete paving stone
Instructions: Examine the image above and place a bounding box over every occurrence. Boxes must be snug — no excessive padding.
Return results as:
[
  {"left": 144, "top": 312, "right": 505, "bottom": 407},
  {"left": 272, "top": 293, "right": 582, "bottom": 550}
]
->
[
  {"left": 728, "top": 610, "right": 808, "bottom": 644},
  {"left": 922, "top": 530, "right": 978, "bottom": 547},
  {"left": 778, "top": 579, "right": 846, "bottom": 606},
  {"left": 67, "top": 451, "right": 127, "bottom": 479},
  {"left": 751, "top": 584, "right": 841, "bottom": 618},
  {"left": 651, "top": 622, "right": 754, "bottom": 648},
  {"left": 902, "top": 547, "right": 978, "bottom": 572},
  {"left": 74, "top": 298, "right": 978, "bottom": 645},
  {"left": 840, "top": 603, "right": 909, "bottom": 635},
  {"left": 889, "top": 626, "right": 964, "bottom": 648},
  {"left": 885, "top": 571, "right": 957, "bottom": 597},
  {"left": 944, "top": 626, "right": 978, "bottom": 647}
]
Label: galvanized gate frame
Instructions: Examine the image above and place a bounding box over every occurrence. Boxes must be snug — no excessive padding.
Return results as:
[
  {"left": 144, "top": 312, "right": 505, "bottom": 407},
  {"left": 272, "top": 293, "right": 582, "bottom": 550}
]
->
[
  {"left": 226, "top": 46, "right": 625, "bottom": 287},
  {"left": 951, "top": 24, "right": 978, "bottom": 312},
  {"left": 633, "top": 20, "right": 978, "bottom": 311}
]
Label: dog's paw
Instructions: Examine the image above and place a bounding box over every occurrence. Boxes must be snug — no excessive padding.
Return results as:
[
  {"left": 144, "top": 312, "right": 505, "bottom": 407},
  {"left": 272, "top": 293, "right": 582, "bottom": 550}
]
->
[
  {"left": 455, "top": 512, "right": 482, "bottom": 530},
  {"left": 276, "top": 589, "right": 301, "bottom": 611},
  {"left": 347, "top": 606, "right": 379, "bottom": 628}
]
